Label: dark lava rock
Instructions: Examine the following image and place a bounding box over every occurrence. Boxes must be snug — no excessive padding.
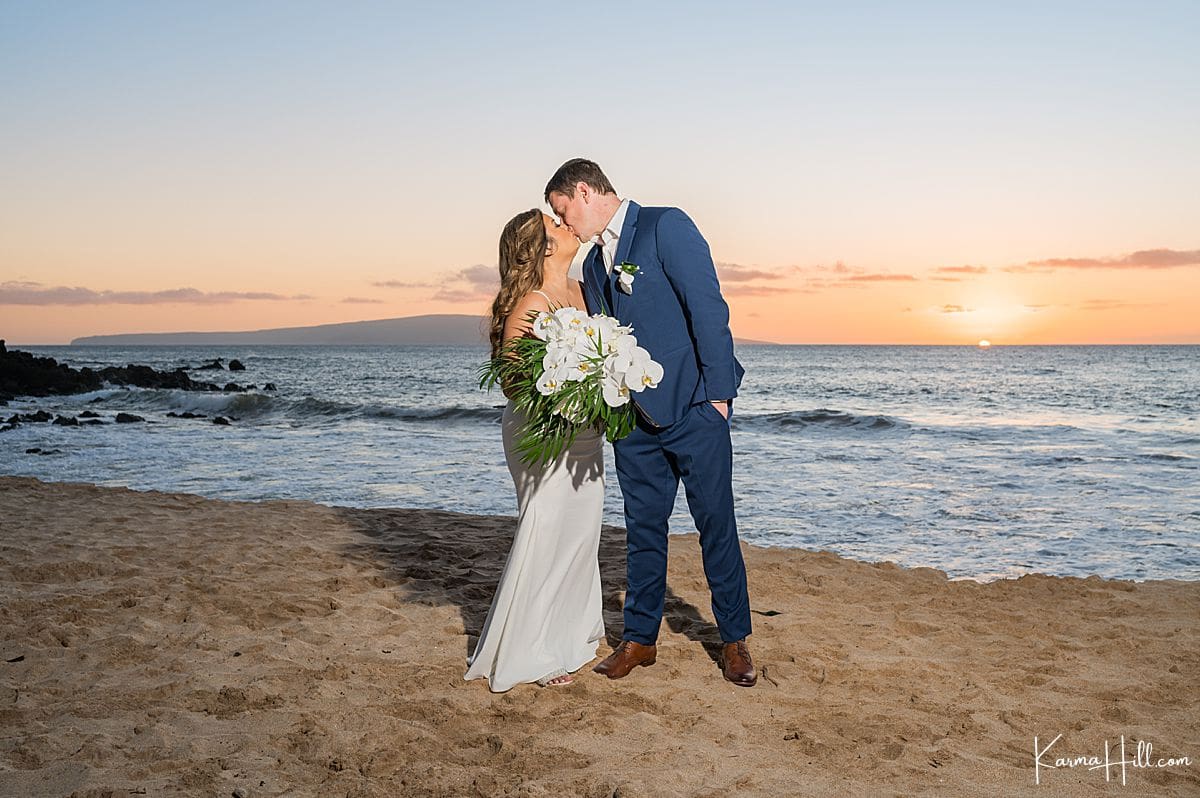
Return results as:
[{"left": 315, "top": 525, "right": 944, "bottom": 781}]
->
[
  {"left": 97, "top": 363, "right": 229, "bottom": 392},
  {"left": 17, "top": 410, "right": 53, "bottom": 423},
  {"left": 79, "top": 410, "right": 100, "bottom": 418},
  {"left": 194, "top": 358, "right": 224, "bottom": 370},
  {"left": 0, "top": 339, "right": 100, "bottom": 396},
  {"left": 25, "top": 447, "right": 62, "bottom": 455},
  {"left": 81, "top": 419, "right": 105, "bottom": 425},
  {"left": 115, "top": 413, "right": 145, "bottom": 423},
  {"left": 52, "top": 415, "right": 79, "bottom": 426},
  {"left": 263, "top": 383, "right": 277, "bottom": 391},
  {"left": 166, "top": 411, "right": 207, "bottom": 419},
  {"left": 228, "top": 359, "right": 246, "bottom": 371},
  {"left": 1, "top": 340, "right": 238, "bottom": 397},
  {"left": 223, "top": 382, "right": 243, "bottom": 391},
  {"left": 212, "top": 416, "right": 231, "bottom": 425}
]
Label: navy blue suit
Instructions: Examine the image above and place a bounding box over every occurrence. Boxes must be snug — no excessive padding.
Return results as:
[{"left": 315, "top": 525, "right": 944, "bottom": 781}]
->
[{"left": 582, "top": 200, "right": 752, "bottom": 645}]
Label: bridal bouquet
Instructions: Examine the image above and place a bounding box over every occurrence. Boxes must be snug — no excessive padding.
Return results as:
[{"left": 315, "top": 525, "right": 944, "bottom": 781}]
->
[{"left": 479, "top": 307, "right": 664, "bottom": 468}]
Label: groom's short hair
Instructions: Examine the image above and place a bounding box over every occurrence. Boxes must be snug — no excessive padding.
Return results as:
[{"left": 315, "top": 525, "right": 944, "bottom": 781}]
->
[{"left": 544, "top": 158, "right": 616, "bottom": 203}]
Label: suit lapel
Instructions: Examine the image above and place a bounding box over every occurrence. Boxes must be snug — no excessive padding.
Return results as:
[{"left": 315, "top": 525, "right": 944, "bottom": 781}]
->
[{"left": 609, "top": 200, "right": 640, "bottom": 316}]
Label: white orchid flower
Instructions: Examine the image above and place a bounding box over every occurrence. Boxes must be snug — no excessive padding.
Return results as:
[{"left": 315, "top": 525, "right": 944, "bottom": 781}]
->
[
  {"left": 530, "top": 311, "right": 559, "bottom": 341},
  {"left": 605, "top": 334, "right": 639, "bottom": 375},
  {"left": 564, "top": 356, "right": 597, "bottom": 382},
  {"left": 613, "top": 262, "right": 640, "bottom": 294},
  {"left": 584, "top": 315, "right": 620, "bottom": 351},
  {"left": 541, "top": 352, "right": 568, "bottom": 376},
  {"left": 623, "top": 346, "right": 664, "bottom": 392},
  {"left": 536, "top": 364, "right": 568, "bottom": 395},
  {"left": 552, "top": 307, "right": 589, "bottom": 334},
  {"left": 545, "top": 336, "right": 579, "bottom": 364},
  {"left": 602, "top": 370, "right": 631, "bottom": 407}
]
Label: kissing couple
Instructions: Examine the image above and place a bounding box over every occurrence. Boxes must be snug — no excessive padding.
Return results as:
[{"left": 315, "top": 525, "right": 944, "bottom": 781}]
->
[{"left": 464, "top": 158, "right": 755, "bottom": 691}]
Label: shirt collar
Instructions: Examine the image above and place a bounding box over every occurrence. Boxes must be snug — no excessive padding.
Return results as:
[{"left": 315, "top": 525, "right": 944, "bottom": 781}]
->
[{"left": 593, "top": 197, "right": 630, "bottom": 246}]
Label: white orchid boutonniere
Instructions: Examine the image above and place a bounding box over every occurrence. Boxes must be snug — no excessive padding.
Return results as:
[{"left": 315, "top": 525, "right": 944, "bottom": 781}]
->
[{"left": 615, "top": 261, "right": 640, "bottom": 294}]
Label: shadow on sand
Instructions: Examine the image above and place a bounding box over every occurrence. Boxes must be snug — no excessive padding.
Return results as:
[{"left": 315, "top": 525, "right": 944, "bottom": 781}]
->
[{"left": 329, "top": 505, "right": 726, "bottom": 667}]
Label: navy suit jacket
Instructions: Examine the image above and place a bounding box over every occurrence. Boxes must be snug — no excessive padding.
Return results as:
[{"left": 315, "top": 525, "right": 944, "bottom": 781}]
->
[{"left": 581, "top": 200, "right": 745, "bottom": 428}]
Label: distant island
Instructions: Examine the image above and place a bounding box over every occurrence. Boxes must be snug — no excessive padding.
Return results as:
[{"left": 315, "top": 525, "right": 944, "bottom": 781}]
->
[{"left": 69, "top": 314, "right": 777, "bottom": 346}]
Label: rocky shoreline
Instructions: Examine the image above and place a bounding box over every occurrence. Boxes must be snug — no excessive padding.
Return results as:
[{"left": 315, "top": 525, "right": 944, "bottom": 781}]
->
[{"left": 0, "top": 340, "right": 274, "bottom": 433}]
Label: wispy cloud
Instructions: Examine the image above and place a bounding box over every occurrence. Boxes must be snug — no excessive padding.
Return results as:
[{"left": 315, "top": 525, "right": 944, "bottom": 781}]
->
[
  {"left": 430, "top": 288, "right": 492, "bottom": 303},
  {"left": 373, "top": 264, "right": 499, "bottom": 303},
  {"left": 935, "top": 265, "right": 988, "bottom": 274},
  {"left": 802, "top": 260, "right": 861, "bottom": 277},
  {"left": 755, "top": 260, "right": 918, "bottom": 292},
  {"left": 1004, "top": 248, "right": 1200, "bottom": 273},
  {"left": 341, "top": 296, "right": 384, "bottom": 304},
  {"left": 723, "top": 284, "right": 816, "bottom": 297},
  {"left": 0, "top": 281, "right": 313, "bottom": 305},
  {"left": 845, "top": 273, "right": 918, "bottom": 282},
  {"left": 431, "top": 263, "right": 498, "bottom": 302},
  {"left": 371, "top": 279, "right": 432, "bottom": 289},
  {"left": 454, "top": 264, "right": 499, "bottom": 289},
  {"left": 716, "top": 262, "right": 789, "bottom": 282},
  {"left": 715, "top": 262, "right": 803, "bottom": 297},
  {"left": 930, "top": 265, "right": 986, "bottom": 282},
  {"left": 940, "top": 304, "right": 972, "bottom": 313},
  {"left": 1078, "top": 299, "right": 1166, "bottom": 311}
]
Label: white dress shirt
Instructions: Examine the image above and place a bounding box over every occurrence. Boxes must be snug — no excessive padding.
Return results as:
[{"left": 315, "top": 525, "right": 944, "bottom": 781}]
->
[
  {"left": 566, "top": 240, "right": 592, "bottom": 282},
  {"left": 593, "top": 198, "right": 630, "bottom": 274}
]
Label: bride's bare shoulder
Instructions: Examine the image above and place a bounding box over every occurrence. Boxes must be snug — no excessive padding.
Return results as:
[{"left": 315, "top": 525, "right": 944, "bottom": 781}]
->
[
  {"left": 512, "top": 290, "right": 553, "bottom": 317},
  {"left": 503, "top": 291, "right": 553, "bottom": 339}
]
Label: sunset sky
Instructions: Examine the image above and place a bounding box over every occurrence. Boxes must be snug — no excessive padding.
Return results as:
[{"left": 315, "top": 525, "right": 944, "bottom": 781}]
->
[{"left": 2, "top": 2, "right": 1197, "bottom": 345}]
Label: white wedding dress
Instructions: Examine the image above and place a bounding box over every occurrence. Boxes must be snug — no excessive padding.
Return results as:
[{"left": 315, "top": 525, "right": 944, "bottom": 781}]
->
[{"left": 463, "top": 397, "right": 607, "bottom": 691}]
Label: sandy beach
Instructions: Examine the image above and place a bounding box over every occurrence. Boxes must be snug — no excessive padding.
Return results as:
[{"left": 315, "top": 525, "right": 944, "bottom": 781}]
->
[{"left": 1, "top": 474, "right": 1197, "bottom": 797}]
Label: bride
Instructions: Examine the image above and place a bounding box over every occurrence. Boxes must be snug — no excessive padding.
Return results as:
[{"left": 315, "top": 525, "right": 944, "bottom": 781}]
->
[{"left": 464, "top": 208, "right": 606, "bottom": 690}]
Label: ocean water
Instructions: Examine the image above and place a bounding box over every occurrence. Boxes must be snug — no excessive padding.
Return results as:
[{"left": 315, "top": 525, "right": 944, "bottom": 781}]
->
[{"left": 3, "top": 344, "right": 1197, "bottom": 583}]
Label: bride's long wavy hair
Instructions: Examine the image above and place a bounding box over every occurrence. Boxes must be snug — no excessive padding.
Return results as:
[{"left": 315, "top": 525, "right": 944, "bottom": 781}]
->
[{"left": 488, "top": 209, "right": 547, "bottom": 358}]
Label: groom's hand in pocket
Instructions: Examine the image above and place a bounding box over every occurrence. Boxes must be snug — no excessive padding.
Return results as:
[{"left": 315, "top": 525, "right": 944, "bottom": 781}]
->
[{"left": 710, "top": 400, "right": 729, "bottom": 420}]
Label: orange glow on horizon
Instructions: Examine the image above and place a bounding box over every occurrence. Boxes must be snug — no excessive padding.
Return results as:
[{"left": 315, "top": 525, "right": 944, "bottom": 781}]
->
[{"left": 4, "top": 256, "right": 1197, "bottom": 346}]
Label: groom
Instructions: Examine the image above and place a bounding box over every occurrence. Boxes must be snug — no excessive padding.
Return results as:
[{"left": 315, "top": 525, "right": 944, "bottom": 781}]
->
[{"left": 545, "top": 158, "right": 756, "bottom": 687}]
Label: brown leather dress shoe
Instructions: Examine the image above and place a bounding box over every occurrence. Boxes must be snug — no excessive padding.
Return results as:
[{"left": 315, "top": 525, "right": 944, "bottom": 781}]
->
[
  {"left": 592, "top": 640, "right": 657, "bottom": 679},
  {"left": 721, "top": 639, "right": 757, "bottom": 687}
]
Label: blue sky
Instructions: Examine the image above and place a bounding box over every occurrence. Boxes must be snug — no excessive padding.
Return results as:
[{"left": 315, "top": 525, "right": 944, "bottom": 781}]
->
[{"left": 2, "top": 1, "right": 1198, "bottom": 342}]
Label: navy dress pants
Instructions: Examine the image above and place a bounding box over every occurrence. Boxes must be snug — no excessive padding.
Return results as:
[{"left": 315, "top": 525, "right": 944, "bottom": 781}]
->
[{"left": 611, "top": 399, "right": 752, "bottom": 645}]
